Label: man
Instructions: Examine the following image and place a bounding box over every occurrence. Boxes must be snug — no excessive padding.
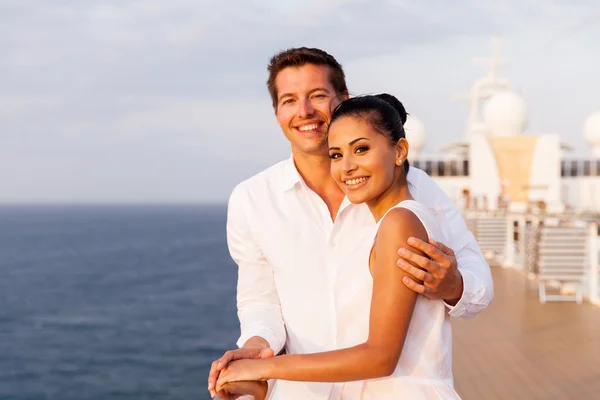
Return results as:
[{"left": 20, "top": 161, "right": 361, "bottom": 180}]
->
[{"left": 208, "top": 47, "right": 493, "bottom": 399}]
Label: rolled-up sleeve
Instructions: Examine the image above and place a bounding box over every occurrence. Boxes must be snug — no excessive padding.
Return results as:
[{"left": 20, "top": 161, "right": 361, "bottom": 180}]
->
[
  {"left": 409, "top": 168, "right": 494, "bottom": 319},
  {"left": 440, "top": 204, "right": 494, "bottom": 318},
  {"left": 226, "top": 185, "right": 287, "bottom": 354}
]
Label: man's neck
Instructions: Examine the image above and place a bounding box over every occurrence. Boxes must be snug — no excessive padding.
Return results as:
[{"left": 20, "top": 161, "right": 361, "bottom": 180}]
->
[
  {"left": 293, "top": 152, "right": 335, "bottom": 191},
  {"left": 293, "top": 150, "right": 345, "bottom": 220}
]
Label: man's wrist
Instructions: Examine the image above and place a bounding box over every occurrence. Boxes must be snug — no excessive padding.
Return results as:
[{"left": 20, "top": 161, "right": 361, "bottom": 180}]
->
[
  {"left": 239, "top": 381, "right": 268, "bottom": 398},
  {"left": 444, "top": 271, "right": 464, "bottom": 306},
  {"left": 253, "top": 381, "right": 269, "bottom": 400}
]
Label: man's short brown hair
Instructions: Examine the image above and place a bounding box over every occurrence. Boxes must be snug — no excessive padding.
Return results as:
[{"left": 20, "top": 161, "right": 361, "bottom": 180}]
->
[{"left": 267, "top": 47, "right": 348, "bottom": 108}]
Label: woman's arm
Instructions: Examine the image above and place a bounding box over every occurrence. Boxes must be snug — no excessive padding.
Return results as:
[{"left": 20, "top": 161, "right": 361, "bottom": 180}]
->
[{"left": 216, "top": 207, "right": 429, "bottom": 388}]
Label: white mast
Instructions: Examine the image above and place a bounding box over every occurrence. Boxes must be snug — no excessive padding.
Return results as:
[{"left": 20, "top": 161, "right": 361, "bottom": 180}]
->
[{"left": 453, "top": 36, "right": 513, "bottom": 140}]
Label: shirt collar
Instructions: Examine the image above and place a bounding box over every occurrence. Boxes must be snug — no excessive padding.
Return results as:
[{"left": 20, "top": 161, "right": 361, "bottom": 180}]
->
[
  {"left": 280, "top": 155, "right": 359, "bottom": 217},
  {"left": 282, "top": 155, "right": 304, "bottom": 192}
]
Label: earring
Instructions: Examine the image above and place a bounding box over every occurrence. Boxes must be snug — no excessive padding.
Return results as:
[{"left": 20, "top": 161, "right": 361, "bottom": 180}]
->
[{"left": 397, "top": 158, "right": 404, "bottom": 165}]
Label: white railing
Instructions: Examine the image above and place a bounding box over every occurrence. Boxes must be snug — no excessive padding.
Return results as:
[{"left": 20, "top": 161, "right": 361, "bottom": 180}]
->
[
  {"left": 589, "top": 230, "right": 599, "bottom": 305},
  {"left": 536, "top": 224, "right": 588, "bottom": 303},
  {"left": 472, "top": 215, "right": 508, "bottom": 266},
  {"left": 465, "top": 211, "right": 600, "bottom": 306}
]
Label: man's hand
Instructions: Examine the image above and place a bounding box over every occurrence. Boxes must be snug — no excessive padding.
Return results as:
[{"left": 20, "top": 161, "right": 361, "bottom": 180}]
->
[
  {"left": 208, "top": 337, "right": 274, "bottom": 398},
  {"left": 397, "top": 237, "right": 463, "bottom": 304},
  {"left": 216, "top": 380, "right": 269, "bottom": 400}
]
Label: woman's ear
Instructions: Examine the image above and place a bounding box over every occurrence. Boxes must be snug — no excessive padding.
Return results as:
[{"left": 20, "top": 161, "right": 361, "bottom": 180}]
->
[{"left": 395, "top": 138, "right": 409, "bottom": 165}]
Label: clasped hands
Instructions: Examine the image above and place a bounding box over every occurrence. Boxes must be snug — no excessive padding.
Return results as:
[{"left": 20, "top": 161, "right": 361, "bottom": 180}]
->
[{"left": 208, "top": 345, "right": 273, "bottom": 399}]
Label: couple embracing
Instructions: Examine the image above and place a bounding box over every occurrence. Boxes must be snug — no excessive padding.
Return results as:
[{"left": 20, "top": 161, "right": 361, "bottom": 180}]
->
[{"left": 208, "top": 47, "right": 493, "bottom": 399}]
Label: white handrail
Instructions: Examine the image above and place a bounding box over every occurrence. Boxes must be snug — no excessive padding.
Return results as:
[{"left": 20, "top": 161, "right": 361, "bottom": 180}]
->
[
  {"left": 588, "top": 222, "right": 599, "bottom": 305},
  {"left": 465, "top": 210, "right": 600, "bottom": 306}
]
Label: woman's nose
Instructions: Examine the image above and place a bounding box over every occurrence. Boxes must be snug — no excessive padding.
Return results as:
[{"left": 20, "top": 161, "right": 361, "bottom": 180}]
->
[{"left": 342, "top": 156, "right": 357, "bottom": 173}]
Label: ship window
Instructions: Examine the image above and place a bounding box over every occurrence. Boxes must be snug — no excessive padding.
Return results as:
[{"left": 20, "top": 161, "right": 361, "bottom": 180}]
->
[
  {"left": 449, "top": 160, "right": 458, "bottom": 176},
  {"left": 570, "top": 160, "right": 578, "bottom": 177},
  {"left": 437, "top": 161, "right": 445, "bottom": 176},
  {"left": 583, "top": 160, "right": 591, "bottom": 176},
  {"left": 425, "top": 160, "right": 433, "bottom": 176}
]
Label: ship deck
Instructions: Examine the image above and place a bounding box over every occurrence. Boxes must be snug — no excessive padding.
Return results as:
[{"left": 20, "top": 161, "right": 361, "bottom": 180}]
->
[{"left": 452, "top": 267, "right": 600, "bottom": 399}]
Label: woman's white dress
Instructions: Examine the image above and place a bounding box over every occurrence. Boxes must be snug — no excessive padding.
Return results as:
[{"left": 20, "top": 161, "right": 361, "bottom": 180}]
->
[{"left": 331, "top": 200, "right": 461, "bottom": 399}]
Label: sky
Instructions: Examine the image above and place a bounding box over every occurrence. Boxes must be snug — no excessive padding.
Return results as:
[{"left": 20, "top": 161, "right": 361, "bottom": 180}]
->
[{"left": 1, "top": 0, "right": 599, "bottom": 203}]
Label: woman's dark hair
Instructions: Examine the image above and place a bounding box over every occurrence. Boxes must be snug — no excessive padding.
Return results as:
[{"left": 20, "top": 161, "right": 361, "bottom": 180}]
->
[{"left": 330, "top": 93, "right": 410, "bottom": 174}]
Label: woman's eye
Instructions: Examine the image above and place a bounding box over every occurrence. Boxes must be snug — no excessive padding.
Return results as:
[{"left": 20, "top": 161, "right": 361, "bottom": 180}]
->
[
  {"left": 329, "top": 153, "right": 341, "bottom": 160},
  {"left": 355, "top": 146, "right": 369, "bottom": 154}
]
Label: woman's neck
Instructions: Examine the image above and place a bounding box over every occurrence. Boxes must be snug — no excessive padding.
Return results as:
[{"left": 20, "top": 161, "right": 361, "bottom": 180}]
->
[{"left": 367, "top": 172, "right": 413, "bottom": 222}]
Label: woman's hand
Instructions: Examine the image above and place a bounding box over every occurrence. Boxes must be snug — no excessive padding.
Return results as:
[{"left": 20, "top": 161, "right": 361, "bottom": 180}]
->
[{"left": 215, "top": 359, "right": 269, "bottom": 393}]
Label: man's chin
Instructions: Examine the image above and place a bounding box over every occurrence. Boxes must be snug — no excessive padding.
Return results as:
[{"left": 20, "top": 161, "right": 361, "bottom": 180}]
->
[{"left": 293, "top": 142, "right": 329, "bottom": 157}]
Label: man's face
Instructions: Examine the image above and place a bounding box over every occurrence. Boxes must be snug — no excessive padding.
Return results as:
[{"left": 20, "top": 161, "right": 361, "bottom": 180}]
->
[{"left": 274, "top": 64, "right": 347, "bottom": 156}]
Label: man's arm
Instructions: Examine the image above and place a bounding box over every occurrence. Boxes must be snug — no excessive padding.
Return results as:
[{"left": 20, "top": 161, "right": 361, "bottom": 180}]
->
[
  {"left": 398, "top": 168, "right": 493, "bottom": 318},
  {"left": 227, "top": 184, "right": 286, "bottom": 352},
  {"left": 208, "top": 184, "right": 286, "bottom": 397}
]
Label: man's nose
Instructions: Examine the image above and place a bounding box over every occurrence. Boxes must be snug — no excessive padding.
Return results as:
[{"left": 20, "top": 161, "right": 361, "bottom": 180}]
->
[{"left": 298, "top": 98, "right": 315, "bottom": 118}]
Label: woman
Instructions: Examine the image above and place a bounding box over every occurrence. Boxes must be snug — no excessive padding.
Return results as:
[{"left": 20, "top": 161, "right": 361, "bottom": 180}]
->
[{"left": 215, "top": 94, "right": 460, "bottom": 399}]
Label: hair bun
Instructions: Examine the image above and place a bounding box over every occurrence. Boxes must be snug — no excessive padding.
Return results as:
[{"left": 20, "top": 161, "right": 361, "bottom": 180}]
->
[{"left": 375, "top": 93, "right": 408, "bottom": 124}]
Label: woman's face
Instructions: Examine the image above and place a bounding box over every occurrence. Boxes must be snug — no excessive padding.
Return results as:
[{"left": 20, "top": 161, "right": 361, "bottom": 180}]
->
[{"left": 328, "top": 115, "right": 406, "bottom": 204}]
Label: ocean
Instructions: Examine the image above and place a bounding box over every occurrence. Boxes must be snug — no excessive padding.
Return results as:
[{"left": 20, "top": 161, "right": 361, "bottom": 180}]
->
[{"left": 0, "top": 204, "right": 238, "bottom": 400}]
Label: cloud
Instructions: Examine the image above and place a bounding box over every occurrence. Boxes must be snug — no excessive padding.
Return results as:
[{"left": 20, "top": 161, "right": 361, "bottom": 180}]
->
[
  {"left": 0, "top": 95, "right": 63, "bottom": 120},
  {"left": 0, "top": 0, "right": 598, "bottom": 202}
]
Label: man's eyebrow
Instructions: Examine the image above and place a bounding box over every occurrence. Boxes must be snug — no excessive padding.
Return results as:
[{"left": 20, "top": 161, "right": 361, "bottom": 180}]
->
[
  {"left": 278, "top": 88, "right": 332, "bottom": 102},
  {"left": 278, "top": 93, "right": 294, "bottom": 101},
  {"left": 308, "top": 87, "right": 331, "bottom": 94}
]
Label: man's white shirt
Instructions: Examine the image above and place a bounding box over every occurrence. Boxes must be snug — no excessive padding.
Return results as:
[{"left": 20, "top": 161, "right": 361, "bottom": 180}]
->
[{"left": 226, "top": 157, "right": 493, "bottom": 398}]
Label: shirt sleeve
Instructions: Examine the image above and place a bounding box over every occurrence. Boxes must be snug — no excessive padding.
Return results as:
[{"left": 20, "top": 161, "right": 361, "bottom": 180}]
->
[
  {"left": 409, "top": 168, "right": 494, "bottom": 318},
  {"left": 226, "top": 184, "right": 287, "bottom": 354},
  {"left": 438, "top": 203, "right": 494, "bottom": 318}
]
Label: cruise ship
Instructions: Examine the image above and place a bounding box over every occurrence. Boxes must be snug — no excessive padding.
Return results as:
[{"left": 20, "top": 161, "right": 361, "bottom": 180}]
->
[{"left": 404, "top": 37, "right": 600, "bottom": 306}]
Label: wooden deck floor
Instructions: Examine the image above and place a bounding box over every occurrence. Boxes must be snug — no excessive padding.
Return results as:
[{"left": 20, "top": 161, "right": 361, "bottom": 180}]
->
[{"left": 452, "top": 267, "right": 600, "bottom": 399}]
